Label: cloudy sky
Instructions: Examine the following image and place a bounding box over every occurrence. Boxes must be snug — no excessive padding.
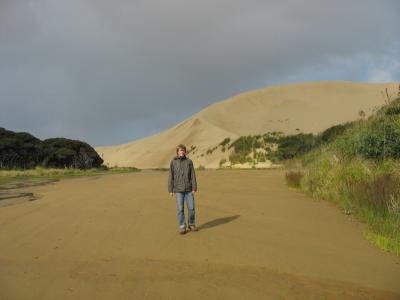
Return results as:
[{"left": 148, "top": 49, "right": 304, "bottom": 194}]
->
[{"left": 1, "top": 0, "right": 399, "bottom": 146}]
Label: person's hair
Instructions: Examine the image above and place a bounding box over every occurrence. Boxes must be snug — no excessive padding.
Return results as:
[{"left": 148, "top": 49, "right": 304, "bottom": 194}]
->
[{"left": 176, "top": 144, "right": 187, "bottom": 153}]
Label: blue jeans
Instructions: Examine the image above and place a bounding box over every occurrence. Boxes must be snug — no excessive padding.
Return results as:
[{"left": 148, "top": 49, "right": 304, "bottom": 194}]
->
[{"left": 175, "top": 191, "right": 195, "bottom": 228}]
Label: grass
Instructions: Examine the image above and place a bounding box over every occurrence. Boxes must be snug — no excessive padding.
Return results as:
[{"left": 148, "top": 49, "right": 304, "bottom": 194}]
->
[
  {"left": 0, "top": 166, "right": 141, "bottom": 184},
  {"left": 285, "top": 171, "right": 303, "bottom": 188},
  {"left": 285, "top": 150, "right": 400, "bottom": 256},
  {"left": 283, "top": 95, "right": 400, "bottom": 256},
  {"left": 365, "top": 231, "right": 399, "bottom": 256}
]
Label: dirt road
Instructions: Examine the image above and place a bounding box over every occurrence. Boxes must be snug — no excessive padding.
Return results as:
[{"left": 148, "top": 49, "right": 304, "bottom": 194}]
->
[{"left": 1, "top": 169, "right": 399, "bottom": 300}]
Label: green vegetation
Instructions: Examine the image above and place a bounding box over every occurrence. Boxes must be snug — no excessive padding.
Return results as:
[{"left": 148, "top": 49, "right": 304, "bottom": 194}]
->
[
  {"left": 224, "top": 131, "right": 315, "bottom": 165},
  {"left": 219, "top": 137, "right": 231, "bottom": 147},
  {"left": 0, "top": 127, "right": 103, "bottom": 169},
  {"left": 224, "top": 106, "right": 400, "bottom": 166},
  {"left": 228, "top": 135, "right": 264, "bottom": 164},
  {"left": 0, "top": 166, "right": 140, "bottom": 184},
  {"left": 203, "top": 137, "right": 232, "bottom": 156},
  {"left": 219, "top": 137, "right": 231, "bottom": 152},
  {"left": 267, "top": 133, "right": 315, "bottom": 161},
  {"left": 206, "top": 145, "right": 218, "bottom": 155},
  {"left": 219, "top": 158, "right": 227, "bottom": 167},
  {"left": 0, "top": 127, "right": 142, "bottom": 183},
  {"left": 262, "top": 131, "right": 284, "bottom": 143},
  {"left": 316, "top": 123, "right": 351, "bottom": 144},
  {"left": 285, "top": 171, "right": 303, "bottom": 188},
  {"left": 285, "top": 94, "right": 400, "bottom": 256},
  {"left": 187, "top": 145, "right": 197, "bottom": 155}
]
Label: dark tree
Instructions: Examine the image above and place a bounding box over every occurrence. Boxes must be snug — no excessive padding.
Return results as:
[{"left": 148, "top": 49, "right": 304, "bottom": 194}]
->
[{"left": 0, "top": 127, "right": 103, "bottom": 169}]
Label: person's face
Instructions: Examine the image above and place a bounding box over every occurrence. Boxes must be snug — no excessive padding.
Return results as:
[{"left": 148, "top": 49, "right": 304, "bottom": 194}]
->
[{"left": 177, "top": 148, "right": 186, "bottom": 157}]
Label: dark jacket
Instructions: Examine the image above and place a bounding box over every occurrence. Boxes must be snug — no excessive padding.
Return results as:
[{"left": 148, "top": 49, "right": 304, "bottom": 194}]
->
[{"left": 168, "top": 155, "right": 197, "bottom": 193}]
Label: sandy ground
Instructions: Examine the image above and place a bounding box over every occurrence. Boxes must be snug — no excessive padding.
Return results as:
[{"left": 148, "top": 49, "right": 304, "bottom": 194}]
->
[{"left": 0, "top": 169, "right": 399, "bottom": 300}]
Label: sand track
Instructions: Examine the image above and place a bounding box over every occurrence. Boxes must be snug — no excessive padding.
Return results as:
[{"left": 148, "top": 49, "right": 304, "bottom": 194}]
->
[{"left": 0, "top": 170, "right": 399, "bottom": 299}]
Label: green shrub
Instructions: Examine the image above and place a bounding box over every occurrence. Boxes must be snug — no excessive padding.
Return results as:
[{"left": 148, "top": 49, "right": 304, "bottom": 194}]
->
[
  {"left": 42, "top": 138, "right": 103, "bottom": 169},
  {"left": 219, "top": 137, "right": 231, "bottom": 147},
  {"left": 0, "top": 127, "right": 103, "bottom": 169},
  {"left": 262, "top": 131, "right": 284, "bottom": 143},
  {"left": 333, "top": 115, "right": 400, "bottom": 160},
  {"left": 272, "top": 133, "right": 316, "bottom": 160},
  {"left": 316, "top": 123, "right": 352, "bottom": 145},
  {"left": 284, "top": 96, "right": 400, "bottom": 255},
  {"left": 219, "top": 158, "right": 227, "bottom": 167}
]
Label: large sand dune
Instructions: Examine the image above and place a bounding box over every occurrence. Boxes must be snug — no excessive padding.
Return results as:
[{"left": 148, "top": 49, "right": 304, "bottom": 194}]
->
[
  {"left": 0, "top": 170, "right": 399, "bottom": 299},
  {"left": 96, "top": 81, "right": 399, "bottom": 169}
]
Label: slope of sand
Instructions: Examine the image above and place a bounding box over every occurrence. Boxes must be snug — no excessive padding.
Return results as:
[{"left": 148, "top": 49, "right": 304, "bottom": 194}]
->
[
  {"left": 95, "top": 81, "right": 399, "bottom": 169},
  {"left": 1, "top": 170, "right": 399, "bottom": 299}
]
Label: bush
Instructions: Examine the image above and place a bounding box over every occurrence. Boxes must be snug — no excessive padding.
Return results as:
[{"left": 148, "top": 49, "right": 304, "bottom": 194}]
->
[
  {"left": 0, "top": 127, "right": 103, "bottom": 169},
  {"left": 262, "top": 131, "right": 284, "bottom": 143},
  {"left": 272, "top": 133, "right": 315, "bottom": 160},
  {"left": 42, "top": 138, "right": 103, "bottom": 169},
  {"left": 219, "top": 137, "right": 231, "bottom": 147},
  {"left": 285, "top": 171, "right": 303, "bottom": 188},
  {"left": 229, "top": 136, "right": 255, "bottom": 153},
  {"left": 316, "top": 123, "right": 352, "bottom": 145},
  {"left": 219, "top": 158, "right": 227, "bottom": 167},
  {"left": 351, "top": 172, "right": 400, "bottom": 216},
  {"left": 290, "top": 149, "right": 400, "bottom": 255},
  {"left": 282, "top": 96, "right": 400, "bottom": 255},
  {"left": 334, "top": 115, "right": 400, "bottom": 160},
  {"left": 0, "top": 128, "right": 43, "bottom": 169}
]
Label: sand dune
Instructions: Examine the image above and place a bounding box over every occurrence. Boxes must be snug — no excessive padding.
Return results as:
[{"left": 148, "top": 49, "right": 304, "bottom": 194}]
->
[
  {"left": 96, "top": 81, "right": 399, "bottom": 169},
  {"left": 0, "top": 170, "right": 399, "bottom": 299}
]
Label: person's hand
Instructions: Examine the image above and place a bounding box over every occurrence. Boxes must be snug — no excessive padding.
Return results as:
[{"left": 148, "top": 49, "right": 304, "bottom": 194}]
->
[
  {"left": 192, "top": 190, "right": 196, "bottom": 194},
  {"left": 170, "top": 192, "right": 175, "bottom": 196}
]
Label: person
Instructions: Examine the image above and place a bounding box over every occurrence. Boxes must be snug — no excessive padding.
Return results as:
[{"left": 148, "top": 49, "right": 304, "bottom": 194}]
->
[{"left": 168, "top": 144, "right": 198, "bottom": 234}]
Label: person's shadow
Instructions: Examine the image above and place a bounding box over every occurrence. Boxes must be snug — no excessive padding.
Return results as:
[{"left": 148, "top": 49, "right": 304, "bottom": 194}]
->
[{"left": 197, "top": 214, "right": 240, "bottom": 230}]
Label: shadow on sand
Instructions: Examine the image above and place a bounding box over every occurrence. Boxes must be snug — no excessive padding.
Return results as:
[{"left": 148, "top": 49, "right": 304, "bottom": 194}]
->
[{"left": 198, "top": 214, "right": 240, "bottom": 230}]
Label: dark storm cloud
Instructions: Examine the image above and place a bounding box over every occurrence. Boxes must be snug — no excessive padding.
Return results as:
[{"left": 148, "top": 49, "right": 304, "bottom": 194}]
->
[{"left": 1, "top": 0, "right": 399, "bottom": 146}]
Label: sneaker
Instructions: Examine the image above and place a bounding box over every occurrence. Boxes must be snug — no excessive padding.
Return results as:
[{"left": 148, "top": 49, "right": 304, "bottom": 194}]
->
[
  {"left": 179, "top": 227, "right": 186, "bottom": 234},
  {"left": 188, "top": 224, "right": 198, "bottom": 231}
]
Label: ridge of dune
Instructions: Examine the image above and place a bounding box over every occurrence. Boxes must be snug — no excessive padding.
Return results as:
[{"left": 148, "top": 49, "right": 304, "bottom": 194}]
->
[
  {"left": 96, "top": 81, "right": 399, "bottom": 169},
  {"left": 97, "top": 116, "right": 239, "bottom": 169}
]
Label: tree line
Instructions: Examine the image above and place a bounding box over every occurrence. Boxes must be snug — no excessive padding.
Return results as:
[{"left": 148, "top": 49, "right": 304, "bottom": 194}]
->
[{"left": 0, "top": 127, "right": 103, "bottom": 169}]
